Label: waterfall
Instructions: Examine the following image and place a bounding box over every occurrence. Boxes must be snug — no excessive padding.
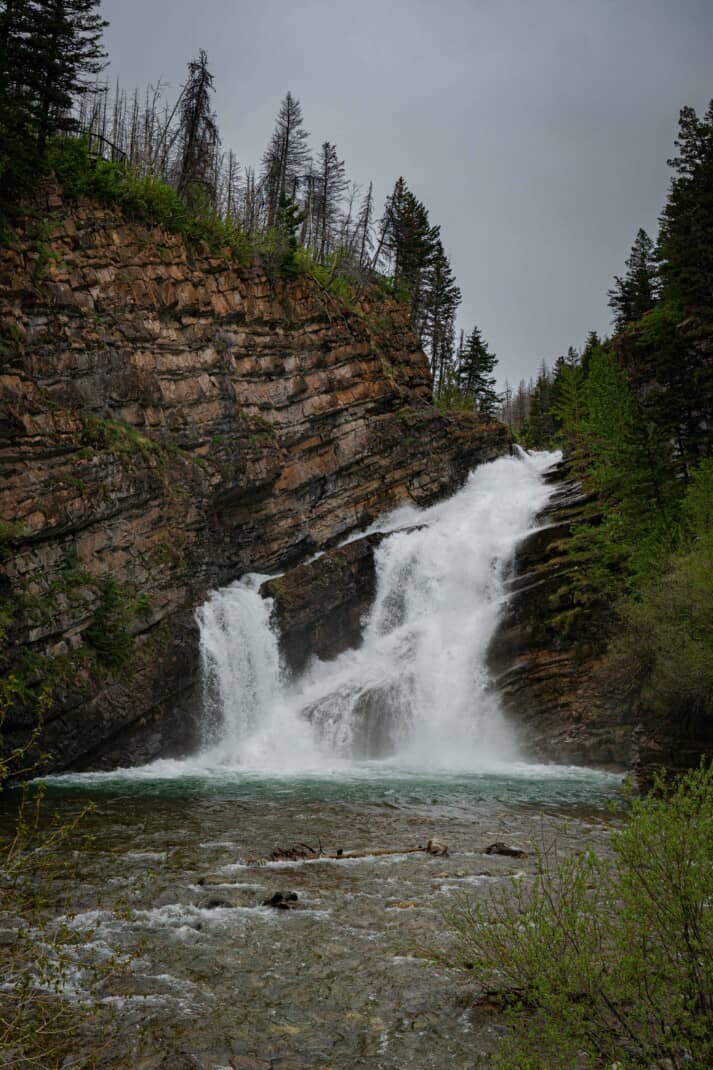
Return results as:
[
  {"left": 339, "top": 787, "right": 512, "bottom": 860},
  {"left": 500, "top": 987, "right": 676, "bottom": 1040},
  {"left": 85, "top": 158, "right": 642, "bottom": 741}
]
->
[{"left": 195, "top": 450, "right": 560, "bottom": 773}]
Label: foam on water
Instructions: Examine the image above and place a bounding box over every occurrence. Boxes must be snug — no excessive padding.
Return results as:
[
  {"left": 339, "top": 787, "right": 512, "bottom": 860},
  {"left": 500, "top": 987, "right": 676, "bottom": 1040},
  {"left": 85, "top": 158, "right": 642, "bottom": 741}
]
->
[
  {"left": 47, "top": 448, "right": 621, "bottom": 795},
  {"left": 190, "top": 448, "right": 561, "bottom": 775}
]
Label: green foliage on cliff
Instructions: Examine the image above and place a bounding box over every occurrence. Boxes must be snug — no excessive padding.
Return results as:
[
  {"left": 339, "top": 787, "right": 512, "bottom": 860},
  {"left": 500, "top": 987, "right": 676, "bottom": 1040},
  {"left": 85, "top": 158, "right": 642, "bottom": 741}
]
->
[
  {"left": 543, "top": 344, "right": 712, "bottom": 714},
  {"left": 433, "top": 367, "right": 475, "bottom": 412},
  {"left": 0, "top": 0, "right": 108, "bottom": 228},
  {"left": 46, "top": 136, "right": 251, "bottom": 261},
  {"left": 604, "top": 460, "right": 713, "bottom": 722},
  {"left": 508, "top": 98, "right": 713, "bottom": 727},
  {"left": 0, "top": 551, "right": 149, "bottom": 750},
  {"left": 84, "top": 576, "right": 148, "bottom": 670},
  {"left": 448, "top": 763, "right": 713, "bottom": 1069}
]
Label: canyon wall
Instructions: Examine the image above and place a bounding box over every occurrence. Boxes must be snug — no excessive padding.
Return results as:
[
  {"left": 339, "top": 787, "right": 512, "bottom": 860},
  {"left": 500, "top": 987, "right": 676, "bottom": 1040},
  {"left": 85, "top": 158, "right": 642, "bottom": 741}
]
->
[
  {"left": 487, "top": 462, "right": 633, "bottom": 770},
  {"left": 0, "top": 181, "right": 509, "bottom": 772},
  {"left": 487, "top": 461, "right": 713, "bottom": 785}
]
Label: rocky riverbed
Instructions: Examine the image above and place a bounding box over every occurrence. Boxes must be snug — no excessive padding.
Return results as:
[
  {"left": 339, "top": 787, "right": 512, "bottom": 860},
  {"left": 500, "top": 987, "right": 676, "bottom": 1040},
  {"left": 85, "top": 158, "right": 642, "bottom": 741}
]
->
[{"left": 4, "top": 767, "right": 622, "bottom": 1069}]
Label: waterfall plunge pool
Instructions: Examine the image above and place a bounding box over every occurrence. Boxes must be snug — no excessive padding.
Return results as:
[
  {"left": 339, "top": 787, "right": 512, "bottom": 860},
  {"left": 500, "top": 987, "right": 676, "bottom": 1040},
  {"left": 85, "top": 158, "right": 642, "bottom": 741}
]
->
[{"left": 8, "top": 450, "right": 625, "bottom": 1068}]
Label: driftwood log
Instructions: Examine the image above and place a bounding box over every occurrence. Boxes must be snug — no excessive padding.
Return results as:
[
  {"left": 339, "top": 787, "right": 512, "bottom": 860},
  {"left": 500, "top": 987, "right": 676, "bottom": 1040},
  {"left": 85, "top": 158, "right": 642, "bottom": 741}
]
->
[{"left": 249, "top": 838, "right": 448, "bottom": 864}]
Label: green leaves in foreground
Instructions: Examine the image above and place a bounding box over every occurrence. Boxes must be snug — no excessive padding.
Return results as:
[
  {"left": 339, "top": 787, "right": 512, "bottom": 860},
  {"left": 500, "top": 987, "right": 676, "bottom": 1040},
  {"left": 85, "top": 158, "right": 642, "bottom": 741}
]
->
[{"left": 448, "top": 763, "right": 713, "bottom": 1069}]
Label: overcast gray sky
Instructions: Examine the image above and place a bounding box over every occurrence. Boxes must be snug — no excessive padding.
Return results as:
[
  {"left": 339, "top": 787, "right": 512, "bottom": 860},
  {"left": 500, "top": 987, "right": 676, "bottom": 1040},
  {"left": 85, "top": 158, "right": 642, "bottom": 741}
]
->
[{"left": 101, "top": 0, "right": 713, "bottom": 387}]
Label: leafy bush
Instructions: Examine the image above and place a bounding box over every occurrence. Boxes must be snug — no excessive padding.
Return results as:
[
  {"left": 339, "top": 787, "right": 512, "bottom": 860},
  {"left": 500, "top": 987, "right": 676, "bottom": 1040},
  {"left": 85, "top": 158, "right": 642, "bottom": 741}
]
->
[
  {"left": 447, "top": 763, "right": 713, "bottom": 1069},
  {"left": 604, "top": 460, "right": 713, "bottom": 720}
]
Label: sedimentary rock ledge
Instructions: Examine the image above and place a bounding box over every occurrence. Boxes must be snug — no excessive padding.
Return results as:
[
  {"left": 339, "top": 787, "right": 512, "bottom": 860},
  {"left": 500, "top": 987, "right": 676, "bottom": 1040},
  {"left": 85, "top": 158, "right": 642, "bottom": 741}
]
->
[{"left": 0, "top": 181, "right": 510, "bottom": 772}]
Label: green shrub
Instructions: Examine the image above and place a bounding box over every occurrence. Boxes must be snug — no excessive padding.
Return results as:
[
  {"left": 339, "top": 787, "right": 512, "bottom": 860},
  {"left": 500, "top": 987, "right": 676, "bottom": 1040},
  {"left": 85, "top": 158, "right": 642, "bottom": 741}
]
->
[
  {"left": 83, "top": 577, "right": 148, "bottom": 670},
  {"left": 45, "top": 137, "right": 249, "bottom": 261},
  {"left": 447, "top": 763, "right": 713, "bottom": 1068},
  {"left": 433, "top": 367, "right": 474, "bottom": 412},
  {"left": 602, "top": 459, "right": 713, "bottom": 719}
]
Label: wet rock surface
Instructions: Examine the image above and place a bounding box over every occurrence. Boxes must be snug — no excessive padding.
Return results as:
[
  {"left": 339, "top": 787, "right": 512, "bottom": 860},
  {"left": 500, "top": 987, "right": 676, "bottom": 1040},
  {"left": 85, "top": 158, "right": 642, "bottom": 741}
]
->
[
  {"left": 488, "top": 459, "right": 634, "bottom": 770},
  {"left": 484, "top": 842, "right": 525, "bottom": 858},
  {"left": 487, "top": 457, "right": 713, "bottom": 784},
  {"left": 260, "top": 532, "right": 388, "bottom": 672},
  {"left": 0, "top": 181, "right": 509, "bottom": 772}
]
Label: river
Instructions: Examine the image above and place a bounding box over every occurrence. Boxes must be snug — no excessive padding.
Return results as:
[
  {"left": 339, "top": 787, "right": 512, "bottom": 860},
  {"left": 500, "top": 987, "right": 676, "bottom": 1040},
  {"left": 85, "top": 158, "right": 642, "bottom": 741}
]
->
[{"left": 8, "top": 450, "right": 623, "bottom": 1068}]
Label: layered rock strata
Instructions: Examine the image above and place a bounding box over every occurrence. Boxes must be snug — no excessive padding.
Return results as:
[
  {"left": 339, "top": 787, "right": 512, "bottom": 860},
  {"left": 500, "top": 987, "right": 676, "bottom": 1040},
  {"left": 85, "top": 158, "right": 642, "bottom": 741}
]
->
[
  {"left": 0, "top": 182, "right": 509, "bottom": 772},
  {"left": 260, "top": 532, "right": 388, "bottom": 674},
  {"left": 488, "top": 462, "right": 634, "bottom": 770}
]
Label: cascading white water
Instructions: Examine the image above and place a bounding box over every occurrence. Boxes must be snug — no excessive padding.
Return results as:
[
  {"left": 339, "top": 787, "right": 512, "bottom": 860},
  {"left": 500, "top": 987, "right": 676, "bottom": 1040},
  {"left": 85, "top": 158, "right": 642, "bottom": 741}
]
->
[
  {"left": 195, "top": 449, "right": 560, "bottom": 774},
  {"left": 196, "top": 575, "right": 281, "bottom": 750}
]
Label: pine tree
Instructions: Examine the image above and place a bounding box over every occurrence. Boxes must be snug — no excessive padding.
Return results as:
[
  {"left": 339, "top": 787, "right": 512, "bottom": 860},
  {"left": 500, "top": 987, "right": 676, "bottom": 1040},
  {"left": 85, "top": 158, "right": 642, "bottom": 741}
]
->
[
  {"left": 240, "top": 165, "right": 260, "bottom": 236},
  {"left": 658, "top": 100, "right": 713, "bottom": 308},
  {"left": 311, "top": 141, "right": 347, "bottom": 263},
  {"left": 525, "top": 361, "right": 558, "bottom": 445},
  {"left": 457, "top": 326, "right": 499, "bottom": 416},
  {"left": 23, "top": 0, "right": 108, "bottom": 153},
  {"left": 608, "top": 228, "right": 659, "bottom": 330},
  {"left": 223, "top": 149, "right": 240, "bottom": 220},
  {"left": 355, "top": 181, "right": 374, "bottom": 269},
  {"left": 376, "top": 177, "right": 439, "bottom": 332},
  {"left": 0, "top": 0, "right": 36, "bottom": 211},
  {"left": 511, "top": 378, "right": 530, "bottom": 431},
  {"left": 620, "top": 103, "right": 713, "bottom": 480},
  {"left": 423, "top": 239, "right": 461, "bottom": 393},
  {"left": 0, "top": 0, "right": 108, "bottom": 220},
  {"left": 552, "top": 356, "right": 588, "bottom": 466},
  {"left": 269, "top": 191, "right": 305, "bottom": 278},
  {"left": 499, "top": 379, "right": 514, "bottom": 427},
  {"left": 261, "top": 91, "right": 310, "bottom": 228},
  {"left": 581, "top": 330, "right": 602, "bottom": 377},
  {"left": 175, "top": 50, "right": 219, "bottom": 209}
]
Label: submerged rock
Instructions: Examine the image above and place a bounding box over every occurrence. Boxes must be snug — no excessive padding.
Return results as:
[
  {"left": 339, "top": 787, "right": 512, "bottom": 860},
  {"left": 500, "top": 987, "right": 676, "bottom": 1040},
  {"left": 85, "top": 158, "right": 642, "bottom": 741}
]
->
[
  {"left": 484, "top": 842, "right": 526, "bottom": 858},
  {"left": 426, "top": 838, "right": 448, "bottom": 856},
  {"left": 263, "top": 891, "right": 299, "bottom": 909},
  {"left": 198, "top": 895, "right": 237, "bottom": 910},
  {"left": 158, "top": 1053, "right": 202, "bottom": 1070}
]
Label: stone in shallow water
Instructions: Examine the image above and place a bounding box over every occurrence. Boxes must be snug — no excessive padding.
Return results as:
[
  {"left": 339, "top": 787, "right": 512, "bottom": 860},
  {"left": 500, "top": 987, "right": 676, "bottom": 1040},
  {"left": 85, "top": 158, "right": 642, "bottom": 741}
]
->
[
  {"left": 262, "top": 890, "right": 299, "bottom": 909},
  {"left": 484, "top": 841, "right": 526, "bottom": 857},
  {"left": 426, "top": 838, "right": 448, "bottom": 856},
  {"left": 198, "top": 895, "right": 236, "bottom": 910}
]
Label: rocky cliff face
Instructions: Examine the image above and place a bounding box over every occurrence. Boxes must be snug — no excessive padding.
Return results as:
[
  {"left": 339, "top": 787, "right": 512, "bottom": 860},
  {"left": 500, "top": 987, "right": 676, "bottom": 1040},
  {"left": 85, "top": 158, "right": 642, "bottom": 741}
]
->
[
  {"left": 0, "top": 181, "right": 509, "bottom": 773},
  {"left": 260, "top": 532, "right": 389, "bottom": 675},
  {"left": 488, "top": 462, "right": 635, "bottom": 771},
  {"left": 488, "top": 460, "right": 713, "bottom": 785}
]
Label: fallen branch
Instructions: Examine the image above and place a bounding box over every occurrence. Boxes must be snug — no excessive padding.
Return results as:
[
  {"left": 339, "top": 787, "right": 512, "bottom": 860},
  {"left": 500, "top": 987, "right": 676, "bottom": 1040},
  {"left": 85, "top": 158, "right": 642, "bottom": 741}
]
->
[{"left": 249, "top": 838, "right": 448, "bottom": 865}]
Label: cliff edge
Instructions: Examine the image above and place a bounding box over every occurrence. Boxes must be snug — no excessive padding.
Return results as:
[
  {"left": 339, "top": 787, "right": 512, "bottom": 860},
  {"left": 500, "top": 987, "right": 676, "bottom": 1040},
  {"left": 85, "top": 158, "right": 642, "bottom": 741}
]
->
[{"left": 0, "top": 181, "right": 509, "bottom": 772}]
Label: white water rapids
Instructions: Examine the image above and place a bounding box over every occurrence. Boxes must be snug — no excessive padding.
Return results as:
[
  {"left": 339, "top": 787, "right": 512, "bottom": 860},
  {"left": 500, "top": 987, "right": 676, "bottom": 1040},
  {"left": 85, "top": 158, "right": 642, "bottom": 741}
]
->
[{"left": 194, "top": 449, "right": 560, "bottom": 775}]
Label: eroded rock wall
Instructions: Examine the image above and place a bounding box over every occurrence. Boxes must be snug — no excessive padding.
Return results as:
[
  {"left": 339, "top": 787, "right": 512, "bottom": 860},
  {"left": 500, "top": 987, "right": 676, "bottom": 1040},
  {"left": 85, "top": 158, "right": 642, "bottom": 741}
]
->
[
  {"left": 0, "top": 182, "right": 510, "bottom": 772},
  {"left": 488, "top": 462, "right": 634, "bottom": 770},
  {"left": 489, "top": 461, "right": 713, "bottom": 783}
]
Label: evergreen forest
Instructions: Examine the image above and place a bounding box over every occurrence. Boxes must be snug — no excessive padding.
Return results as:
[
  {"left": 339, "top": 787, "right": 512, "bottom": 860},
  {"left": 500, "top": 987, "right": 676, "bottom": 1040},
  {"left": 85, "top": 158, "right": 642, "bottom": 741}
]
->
[
  {"left": 499, "top": 99, "right": 713, "bottom": 731},
  {"left": 0, "top": 0, "right": 498, "bottom": 411}
]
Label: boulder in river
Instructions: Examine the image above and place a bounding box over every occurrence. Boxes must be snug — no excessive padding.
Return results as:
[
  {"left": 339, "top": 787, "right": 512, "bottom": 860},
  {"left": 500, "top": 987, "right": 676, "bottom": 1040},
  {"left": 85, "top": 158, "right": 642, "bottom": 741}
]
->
[
  {"left": 426, "top": 838, "right": 449, "bottom": 856},
  {"left": 484, "top": 842, "right": 526, "bottom": 858},
  {"left": 263, "top": 891, "right": 299, "bottom": 909}
]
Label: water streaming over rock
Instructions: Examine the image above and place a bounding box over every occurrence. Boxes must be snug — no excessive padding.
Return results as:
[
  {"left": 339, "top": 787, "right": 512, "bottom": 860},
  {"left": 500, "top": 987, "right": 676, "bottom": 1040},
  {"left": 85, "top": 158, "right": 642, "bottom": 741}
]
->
[{"left": 195, "top": 449, "right": 560, "bottom": 773}]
